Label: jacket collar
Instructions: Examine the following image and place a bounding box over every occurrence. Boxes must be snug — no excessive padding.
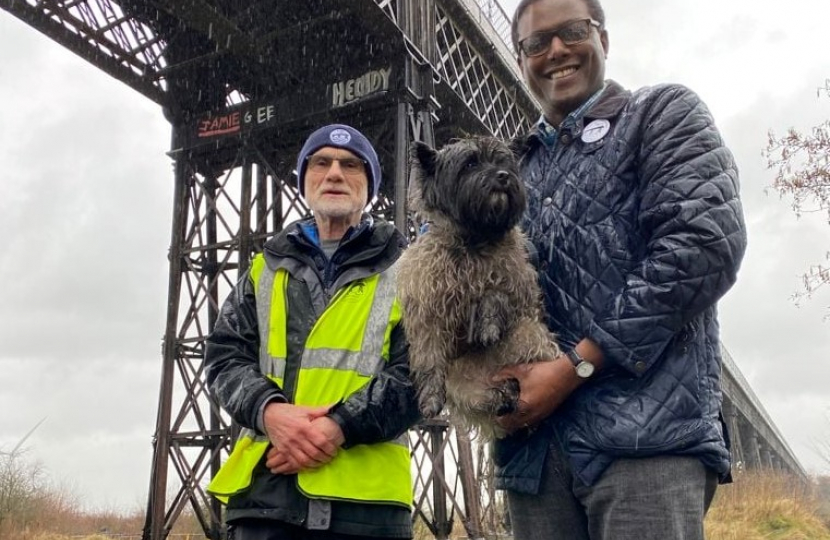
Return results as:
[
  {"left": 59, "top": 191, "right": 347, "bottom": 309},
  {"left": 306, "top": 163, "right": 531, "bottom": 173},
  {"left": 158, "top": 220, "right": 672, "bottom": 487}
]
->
[
  {"left": 583, "top": 80, "right": 630, "bottom": 120},
  {"left": 536, "top": 82, "right": 607, "bottom": 142},
  {"left": 262, "top": 214, "right": 405, "bottom": 272},
  {"left": 295, "top": 213, "right": 375, "bottom": 248},
  {"left": 517, "top": 80, "right": 631, "bottom": 156}
]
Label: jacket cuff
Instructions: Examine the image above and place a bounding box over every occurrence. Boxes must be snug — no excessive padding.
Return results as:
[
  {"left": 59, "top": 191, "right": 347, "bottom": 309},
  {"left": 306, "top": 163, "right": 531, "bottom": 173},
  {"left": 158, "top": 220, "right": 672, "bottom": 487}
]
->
[
  {"left": 588, "top": 320, "right": 664, "bottom": 377},
  {"left": 326, "top": 402, "right": 354, "bottom": 448},
  {"left": 254, "top": 391, "right": 288, "bottom": 435}
]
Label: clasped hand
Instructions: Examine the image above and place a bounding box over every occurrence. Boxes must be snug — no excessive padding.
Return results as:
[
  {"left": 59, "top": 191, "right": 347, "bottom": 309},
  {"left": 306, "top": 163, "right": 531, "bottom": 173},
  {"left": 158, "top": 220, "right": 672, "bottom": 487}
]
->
[
  {"left": 263, "top": 402, "right": 345, "bottom": 475},
  {"left": 493, "top": 356, "right": 580, "bottom": 434}
]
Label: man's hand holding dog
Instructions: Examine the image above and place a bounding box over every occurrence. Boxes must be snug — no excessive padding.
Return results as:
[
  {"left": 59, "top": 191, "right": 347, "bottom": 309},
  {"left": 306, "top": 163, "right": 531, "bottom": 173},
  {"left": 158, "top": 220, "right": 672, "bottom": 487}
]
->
[
  {"left": 262, "top": 402, "right": 345, "bottom": 475},
  {"left": 495, "top": 339, "right": 604, "bottom": 434},
  {"left": 493, "top": 359, "right": 579, "bottom": 433}
]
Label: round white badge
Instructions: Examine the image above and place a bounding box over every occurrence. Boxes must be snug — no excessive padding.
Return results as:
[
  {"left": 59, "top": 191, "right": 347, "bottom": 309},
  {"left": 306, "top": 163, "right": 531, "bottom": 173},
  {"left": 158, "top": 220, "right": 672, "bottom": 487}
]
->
[
  {"left": 329, "top": 129, "right": 352, "bottom": 145},
  {"left": 581, "top": 119, "right": 611, "bottom": 143}
]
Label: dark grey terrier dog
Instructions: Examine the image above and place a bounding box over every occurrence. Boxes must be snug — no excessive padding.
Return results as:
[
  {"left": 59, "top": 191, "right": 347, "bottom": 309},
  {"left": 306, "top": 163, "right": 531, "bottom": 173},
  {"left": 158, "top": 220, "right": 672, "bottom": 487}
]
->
[{"left": 397, "top": 137, "right": 560, "bottom": 439}]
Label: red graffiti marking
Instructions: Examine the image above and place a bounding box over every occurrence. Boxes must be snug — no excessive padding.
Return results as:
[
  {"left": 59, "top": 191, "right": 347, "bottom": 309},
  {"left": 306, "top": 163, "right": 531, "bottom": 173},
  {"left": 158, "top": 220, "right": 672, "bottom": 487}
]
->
[{"left": 198, "top": 111, "right": 242, "bottom": 138}]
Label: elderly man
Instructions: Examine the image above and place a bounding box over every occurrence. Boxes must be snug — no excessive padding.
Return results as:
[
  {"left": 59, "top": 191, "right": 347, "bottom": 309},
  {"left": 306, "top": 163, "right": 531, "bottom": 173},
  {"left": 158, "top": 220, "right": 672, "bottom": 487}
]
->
[{"left": 206, "top": 124, "right": 419, "bottom": 540}]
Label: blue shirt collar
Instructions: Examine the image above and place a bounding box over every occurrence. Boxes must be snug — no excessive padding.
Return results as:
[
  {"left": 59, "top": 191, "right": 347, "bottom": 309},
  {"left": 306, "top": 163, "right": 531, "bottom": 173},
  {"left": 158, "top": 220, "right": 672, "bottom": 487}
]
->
[
  {"left": 298, "top": 213, "right": 374, "bottom": 246},
  {"left": 537, "top": 83, "right": 607, "bottom": 146}
]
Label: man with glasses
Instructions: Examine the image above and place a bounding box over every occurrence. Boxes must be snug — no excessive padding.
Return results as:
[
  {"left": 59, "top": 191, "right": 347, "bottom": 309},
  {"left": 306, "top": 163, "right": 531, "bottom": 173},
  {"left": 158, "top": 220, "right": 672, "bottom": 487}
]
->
[
  {"left": 493, "top": 0, "right": 747, "bottom": 538},
  {"left": 205, "top": 123, "right": 419, "bottom": 540}
]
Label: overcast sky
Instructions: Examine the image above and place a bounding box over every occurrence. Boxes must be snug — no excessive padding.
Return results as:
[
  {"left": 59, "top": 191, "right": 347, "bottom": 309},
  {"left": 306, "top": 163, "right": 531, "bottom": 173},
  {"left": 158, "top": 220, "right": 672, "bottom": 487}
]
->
[{"left": 1, "top": 0, "right": 829, "bottom": 513}]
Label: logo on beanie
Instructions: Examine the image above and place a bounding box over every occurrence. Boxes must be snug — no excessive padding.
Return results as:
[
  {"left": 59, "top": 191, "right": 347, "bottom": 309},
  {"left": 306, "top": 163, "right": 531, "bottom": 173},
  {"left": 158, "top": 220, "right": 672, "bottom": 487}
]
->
[{"left": 329, "top": 129, "right": 352, "bottom": 145}]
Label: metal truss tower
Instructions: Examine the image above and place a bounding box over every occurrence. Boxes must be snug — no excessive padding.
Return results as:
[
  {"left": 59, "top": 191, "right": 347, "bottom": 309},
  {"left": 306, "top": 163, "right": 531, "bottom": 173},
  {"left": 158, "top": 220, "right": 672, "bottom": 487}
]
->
[{"left": 138, "top": 3, "right": 540, "bottom": 538}]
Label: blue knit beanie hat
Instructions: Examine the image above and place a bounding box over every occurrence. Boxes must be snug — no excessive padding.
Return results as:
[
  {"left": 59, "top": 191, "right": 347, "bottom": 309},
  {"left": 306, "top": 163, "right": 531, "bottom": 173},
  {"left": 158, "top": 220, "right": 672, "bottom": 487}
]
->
[{"left": 295, "top": 124, "right": 381, "bottom": 204}]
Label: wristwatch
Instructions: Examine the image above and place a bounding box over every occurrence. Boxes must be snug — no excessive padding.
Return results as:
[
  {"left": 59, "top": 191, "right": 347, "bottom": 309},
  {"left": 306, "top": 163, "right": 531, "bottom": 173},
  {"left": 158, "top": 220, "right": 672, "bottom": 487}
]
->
[{"left": 566, "top": 348, "right": 595, "bottom": 379}]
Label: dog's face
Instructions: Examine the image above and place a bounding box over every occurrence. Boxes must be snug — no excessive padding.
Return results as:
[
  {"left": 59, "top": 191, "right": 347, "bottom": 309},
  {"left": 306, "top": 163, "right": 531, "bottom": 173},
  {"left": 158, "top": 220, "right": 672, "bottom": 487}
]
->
[{"left": 411, "top": 137, "right": 526, "bottom": 242}]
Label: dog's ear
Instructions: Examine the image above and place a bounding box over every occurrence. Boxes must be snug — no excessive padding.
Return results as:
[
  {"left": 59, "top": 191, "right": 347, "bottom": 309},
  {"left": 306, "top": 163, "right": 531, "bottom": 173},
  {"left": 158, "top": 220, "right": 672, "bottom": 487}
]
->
[
  {"left": 411, "top": 141, "right": 437, "bottom": 177},
  {"left": 508, "top": 135, "right": 532, "bottom": 163}
]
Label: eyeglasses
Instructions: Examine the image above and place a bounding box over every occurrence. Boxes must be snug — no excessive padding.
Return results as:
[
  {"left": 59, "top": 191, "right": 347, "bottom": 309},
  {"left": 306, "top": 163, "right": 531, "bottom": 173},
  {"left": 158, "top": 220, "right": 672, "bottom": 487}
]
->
[
  {"left": 306, "top": 153, "right": 367, "bottom": 176},
  {"left": 518, "top": 18, "right": 601, "bottom": 57}
]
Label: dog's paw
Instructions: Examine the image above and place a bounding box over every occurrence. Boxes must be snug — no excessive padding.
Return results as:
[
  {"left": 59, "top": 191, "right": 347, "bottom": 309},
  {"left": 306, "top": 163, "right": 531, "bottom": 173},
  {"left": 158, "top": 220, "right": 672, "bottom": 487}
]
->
[
  {"left": 418, "top": 382, "right": 446, "bottom": 419},
  {"left": 469, "top": 293, "right": 508, "bottom": 347},
  {"left": 493, "top": 378, "right": 520, "bottom": 416},
  {"left": 417, "top": 370, "right": 447, "bottom": 418},
  {"left": 419, "top": 395, "right": 445, "bottom": 419},
  {"left": 476, "top": 323, "right": 503, "bottom": 348}
]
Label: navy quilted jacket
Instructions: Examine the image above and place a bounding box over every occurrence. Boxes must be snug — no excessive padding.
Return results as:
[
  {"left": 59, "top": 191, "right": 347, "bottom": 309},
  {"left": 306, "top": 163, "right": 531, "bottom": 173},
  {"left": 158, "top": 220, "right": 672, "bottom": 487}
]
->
[{"left": 495, "top": 81, "right": 747, "bottom": 491}]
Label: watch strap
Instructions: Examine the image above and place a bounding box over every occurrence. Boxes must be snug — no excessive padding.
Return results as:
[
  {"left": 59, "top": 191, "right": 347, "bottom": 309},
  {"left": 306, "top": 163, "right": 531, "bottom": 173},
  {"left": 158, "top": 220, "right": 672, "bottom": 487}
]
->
[
  {"left": 565, "top": 348, "right": 585, "bottom": 368},
  {"left": 566, "top": 348, "right": 595, "bottom": 378}
]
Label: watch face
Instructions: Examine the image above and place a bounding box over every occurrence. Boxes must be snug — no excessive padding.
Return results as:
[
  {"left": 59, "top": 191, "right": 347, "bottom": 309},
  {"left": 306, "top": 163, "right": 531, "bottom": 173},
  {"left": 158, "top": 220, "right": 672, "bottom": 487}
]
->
[{"left": 576, "top": 361, "right": 595, "bottom": 378}]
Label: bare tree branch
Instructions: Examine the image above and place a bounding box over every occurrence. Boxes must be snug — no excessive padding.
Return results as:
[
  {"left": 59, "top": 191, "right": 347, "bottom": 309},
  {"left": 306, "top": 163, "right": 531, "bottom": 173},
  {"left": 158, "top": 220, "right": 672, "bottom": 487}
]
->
[{"left": 763, "top": 79, "right": 830, "bottom": 315}]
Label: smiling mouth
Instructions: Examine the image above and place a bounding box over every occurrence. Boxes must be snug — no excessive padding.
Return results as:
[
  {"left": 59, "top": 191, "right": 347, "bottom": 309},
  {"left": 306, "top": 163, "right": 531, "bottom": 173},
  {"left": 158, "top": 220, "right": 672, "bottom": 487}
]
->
[{"left": 550, "top": 66, "right": 578, "bottom": 80}]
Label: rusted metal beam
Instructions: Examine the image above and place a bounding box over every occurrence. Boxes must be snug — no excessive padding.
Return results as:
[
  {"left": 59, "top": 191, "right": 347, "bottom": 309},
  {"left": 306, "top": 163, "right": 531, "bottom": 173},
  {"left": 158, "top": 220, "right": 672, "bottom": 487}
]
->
[{"left": 1, "top": 0, "right": 166, "bottom": 104}]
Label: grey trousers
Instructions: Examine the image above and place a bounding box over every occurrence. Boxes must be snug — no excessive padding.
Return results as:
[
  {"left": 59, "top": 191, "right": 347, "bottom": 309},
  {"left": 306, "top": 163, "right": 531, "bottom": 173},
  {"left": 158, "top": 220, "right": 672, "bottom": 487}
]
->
[{"left": 506, "top": 439, "right": 718, "bottom": 540}]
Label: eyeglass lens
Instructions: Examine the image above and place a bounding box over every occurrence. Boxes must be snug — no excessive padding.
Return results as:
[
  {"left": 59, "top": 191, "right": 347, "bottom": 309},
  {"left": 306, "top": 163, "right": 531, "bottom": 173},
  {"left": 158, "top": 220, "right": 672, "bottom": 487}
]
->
[
  {"left": 520, "top": 19, "right": 593, "bottom": 57},
  {"left": 308, "top": 154, "right": 366, "bottom": 175}
]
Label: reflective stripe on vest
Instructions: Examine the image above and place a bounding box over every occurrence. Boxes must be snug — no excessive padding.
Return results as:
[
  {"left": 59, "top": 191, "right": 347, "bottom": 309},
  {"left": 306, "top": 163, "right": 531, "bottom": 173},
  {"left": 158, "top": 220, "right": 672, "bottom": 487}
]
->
[
  {"left": 207, "top": 254, "right": 411, "bottom": 507},
  {"left": 207, "top": 255, "right": 287, "bottom": 503}
]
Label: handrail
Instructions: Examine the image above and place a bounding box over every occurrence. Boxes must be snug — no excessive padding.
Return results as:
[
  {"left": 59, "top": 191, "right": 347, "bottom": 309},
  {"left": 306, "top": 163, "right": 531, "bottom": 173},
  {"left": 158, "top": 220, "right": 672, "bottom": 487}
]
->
[{"left": 473, "top": 0, "right": 514, "bottom": 54}]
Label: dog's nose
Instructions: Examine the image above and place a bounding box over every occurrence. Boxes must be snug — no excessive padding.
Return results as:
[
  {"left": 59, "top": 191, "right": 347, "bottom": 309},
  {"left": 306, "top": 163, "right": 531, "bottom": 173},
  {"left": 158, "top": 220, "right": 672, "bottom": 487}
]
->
[{"left": 496, "top": 170, "right": 510, "bottom": 186}]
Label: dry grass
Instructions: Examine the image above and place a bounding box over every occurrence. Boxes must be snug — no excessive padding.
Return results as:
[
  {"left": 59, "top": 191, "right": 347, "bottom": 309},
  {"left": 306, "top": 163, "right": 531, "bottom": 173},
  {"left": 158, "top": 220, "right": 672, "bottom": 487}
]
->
[
  {"left": 27, "top": 536, "right": 202, "bottom": 540},
  {"left": 32, "top": 533, "right": 117, "bottom": 540},
  {"left": 3, "top": 469, "right": 829, "bottom": 539},
  {"left": 705, "top": 470, "right": 830, "bottom": 540},
  {"left": 0, "top": 493, "right": 203, "bottom": 540}
]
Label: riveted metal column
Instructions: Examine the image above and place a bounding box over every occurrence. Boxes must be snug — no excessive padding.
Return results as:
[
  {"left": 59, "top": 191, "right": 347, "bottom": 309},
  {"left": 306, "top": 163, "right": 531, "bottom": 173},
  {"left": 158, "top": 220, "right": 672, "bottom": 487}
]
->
[
  {"left": 238, "top": 156, "right": 253, "bottom": 275},
  {"left": 457, "top": 429, "right": 484, "bottom": 539},
  {"left": 431, "top": 423, "right": 453, "bottom": 540},
  {"left": 395, "top": 0, "right": 437, "bottom": 231},
  {"left": 144, "top": 130, "right": 187, "bottom": 540},
  {"left": 205, "top": 167, "right": 224, "bottom": 540},
  {"left": 255, "top": 163, "right": 268, "bottom": 253}
]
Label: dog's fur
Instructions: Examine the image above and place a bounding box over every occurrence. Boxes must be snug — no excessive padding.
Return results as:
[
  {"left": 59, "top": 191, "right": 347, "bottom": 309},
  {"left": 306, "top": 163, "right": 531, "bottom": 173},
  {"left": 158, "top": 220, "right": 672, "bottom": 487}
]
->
[{"left": 397, "top": 137, "right": 560, "bottom": 439}]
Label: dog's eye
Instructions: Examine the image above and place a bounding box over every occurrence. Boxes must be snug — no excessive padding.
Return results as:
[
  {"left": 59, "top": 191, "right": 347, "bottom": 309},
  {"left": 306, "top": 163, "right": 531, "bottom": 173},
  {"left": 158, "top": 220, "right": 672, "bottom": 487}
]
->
[{"left": 463, "top": 157, "right": 478, "bottom": 170}]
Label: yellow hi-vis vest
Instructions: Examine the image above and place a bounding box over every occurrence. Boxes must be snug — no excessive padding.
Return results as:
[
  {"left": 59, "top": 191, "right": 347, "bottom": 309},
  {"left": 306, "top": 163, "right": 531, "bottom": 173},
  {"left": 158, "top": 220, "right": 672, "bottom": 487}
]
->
[{"left": 207, "top": 253, "right": 412, "bottom": 508}]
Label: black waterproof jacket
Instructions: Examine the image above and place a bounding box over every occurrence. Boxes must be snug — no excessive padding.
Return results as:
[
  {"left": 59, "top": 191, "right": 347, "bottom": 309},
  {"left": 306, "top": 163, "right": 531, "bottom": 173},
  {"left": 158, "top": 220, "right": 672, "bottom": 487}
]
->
[
  {"left": 205, "top": 215, "right": 419, "bottom": 537},
  {"left": 495, "top": 81, "right": 747, "bottom": 492}
]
